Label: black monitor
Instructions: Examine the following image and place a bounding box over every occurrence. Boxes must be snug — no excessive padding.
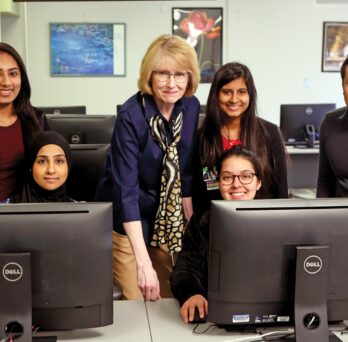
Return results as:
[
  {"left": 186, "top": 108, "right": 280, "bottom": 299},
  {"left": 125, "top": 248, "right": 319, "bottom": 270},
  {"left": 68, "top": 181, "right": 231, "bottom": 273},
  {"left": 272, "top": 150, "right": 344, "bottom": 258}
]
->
[
  {"left": 208, "top": 198, "right": 348, "bottom": 341},
  {"left": 37, "top": 106, "right": 86, "bottom": 115},
  {"left": 280, "top": 103, "right": 336, "bottom": 146},
  {"left": 46, "top": 114, "right": 115, "bottom": 144},
  {"left": 68, "top": 144, "right": 110, "bottom": 201},
  {"left": 0, "top": 202, "right": 113, "bottom": 341}
]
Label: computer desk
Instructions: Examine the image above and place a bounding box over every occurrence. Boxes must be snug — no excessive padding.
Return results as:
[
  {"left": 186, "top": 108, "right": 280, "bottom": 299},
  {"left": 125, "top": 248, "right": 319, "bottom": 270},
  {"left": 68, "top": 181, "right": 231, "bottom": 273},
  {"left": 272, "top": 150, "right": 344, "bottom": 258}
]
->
[
  {"left": 146, "top": 298, "right": 259, "bottom": 341},
  {"left": 35, "top": 300, "right": 151, "bottom": 342},
  {"left": 35, "top": 298, "right": 348, "bottom": 341},
  {"left": 286, "top": 146, "right": 319, "bottom": 198},
  {"left": 146, "top": 298, "right": 348, "bottom": 342}
]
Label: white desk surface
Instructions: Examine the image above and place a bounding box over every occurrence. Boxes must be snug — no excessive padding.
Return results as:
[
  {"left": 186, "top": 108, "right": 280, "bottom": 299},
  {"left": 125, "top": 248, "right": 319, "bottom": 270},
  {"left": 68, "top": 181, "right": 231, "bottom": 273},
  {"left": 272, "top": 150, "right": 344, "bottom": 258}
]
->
[
  {"left": 145, "top": 298, "right": 348, "bottom": 342},
  {"left": 34, "top": 298, "right": 348, "bottom": 341},
  {"left": 36, "top": 300, "right": 151, "bottom": 342},
  {"left": 286, "top": 146, "right": 319, "bottom": 154},
  {"left": 146, "top": 298, "right": 264, "bottom": 341}
]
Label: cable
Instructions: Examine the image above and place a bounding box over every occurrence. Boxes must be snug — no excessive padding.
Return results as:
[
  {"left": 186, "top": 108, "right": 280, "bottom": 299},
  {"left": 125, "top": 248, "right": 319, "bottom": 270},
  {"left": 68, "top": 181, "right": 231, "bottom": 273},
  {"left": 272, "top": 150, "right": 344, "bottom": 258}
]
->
[
  {"left": 192, "top": 323, "right": 217, "bottom": 335},
  {"left": 220, "top": 328, "right": 295, "bottom": 342}
]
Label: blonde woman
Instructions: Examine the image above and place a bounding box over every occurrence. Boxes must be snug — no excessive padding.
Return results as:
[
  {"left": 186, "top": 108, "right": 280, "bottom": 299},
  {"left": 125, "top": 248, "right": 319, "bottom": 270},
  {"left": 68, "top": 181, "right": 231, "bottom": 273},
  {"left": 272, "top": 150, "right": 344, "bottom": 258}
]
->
[{"left": 96, "top": 34, "right": 201, "bottom": 300}]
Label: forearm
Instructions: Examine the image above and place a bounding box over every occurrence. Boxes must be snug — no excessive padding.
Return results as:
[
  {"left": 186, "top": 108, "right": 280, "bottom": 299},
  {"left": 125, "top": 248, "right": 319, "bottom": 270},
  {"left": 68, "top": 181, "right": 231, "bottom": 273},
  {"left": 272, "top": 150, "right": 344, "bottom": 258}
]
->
[
  {"left": 171, "top": 217, "right": 208, "bottom": 305},
  {"left": 123, "top": 221, "right": 152, "bottom": 269},
  {"left": 171, "top": 277, "right": 207, "bottom": 306},
  {"left": 123, "top": 220, "right": 160, "bottom": 300}
]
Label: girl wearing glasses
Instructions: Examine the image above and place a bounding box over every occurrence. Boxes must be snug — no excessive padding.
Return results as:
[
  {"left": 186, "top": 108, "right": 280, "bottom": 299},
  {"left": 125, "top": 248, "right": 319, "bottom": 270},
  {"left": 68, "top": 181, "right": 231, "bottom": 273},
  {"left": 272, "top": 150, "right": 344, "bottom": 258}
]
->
[
  {"left": 192, "top": 62, "right": 288, "bottom": 218},
  {"left": 171, "top": 145, "right": 262, "bottom": 323},
  {"left": 96, "top": 35, "right": 200, "bottom": 301}
]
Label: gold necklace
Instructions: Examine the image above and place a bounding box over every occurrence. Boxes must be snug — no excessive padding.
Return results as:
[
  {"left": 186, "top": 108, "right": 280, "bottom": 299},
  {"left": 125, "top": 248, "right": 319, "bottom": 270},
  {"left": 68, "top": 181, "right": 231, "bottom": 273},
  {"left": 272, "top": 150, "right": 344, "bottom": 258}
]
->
[{"left": 223, "top": 127, "right": 238, "bottom": 147}]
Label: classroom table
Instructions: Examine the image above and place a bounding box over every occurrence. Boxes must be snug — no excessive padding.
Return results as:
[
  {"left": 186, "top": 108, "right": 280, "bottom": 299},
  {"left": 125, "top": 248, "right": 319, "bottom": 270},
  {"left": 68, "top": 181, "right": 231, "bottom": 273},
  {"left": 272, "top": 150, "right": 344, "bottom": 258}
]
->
[
  {"left": 35, "top": 300, "right": 151, "bottom": 342},
  {"left": 145, "top": 298, "right": 348, "bottom": 342},
  {"left": 31, "top": 298, "right": 348, "bottom": 341},
  {"left": 286, "top": 146, "right": 319, "bottom": 198}
]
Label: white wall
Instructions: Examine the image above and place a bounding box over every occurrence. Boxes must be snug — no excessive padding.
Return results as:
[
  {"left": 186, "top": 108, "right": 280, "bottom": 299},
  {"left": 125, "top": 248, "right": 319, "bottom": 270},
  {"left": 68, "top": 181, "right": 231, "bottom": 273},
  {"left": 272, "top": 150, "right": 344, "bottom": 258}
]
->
[
  {"left": 3, "top": 1, "right": 226, "bottom": 115},
  {"left": 1, "top": 4, "right": 28, "bottom": 65},
  {"left": 226, "top": 0, "right": 347, "bottom": 123},
  {"left": 1, "top": 0, "right": 348, "bottom": 124}
]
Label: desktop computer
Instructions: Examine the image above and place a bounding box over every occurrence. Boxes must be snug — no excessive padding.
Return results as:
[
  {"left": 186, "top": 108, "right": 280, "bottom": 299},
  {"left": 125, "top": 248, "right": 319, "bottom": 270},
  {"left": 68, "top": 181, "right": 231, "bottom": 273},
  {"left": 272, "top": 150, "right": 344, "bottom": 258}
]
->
[{"left": 209, "top": 198, "right": 348, "bottom": 341}]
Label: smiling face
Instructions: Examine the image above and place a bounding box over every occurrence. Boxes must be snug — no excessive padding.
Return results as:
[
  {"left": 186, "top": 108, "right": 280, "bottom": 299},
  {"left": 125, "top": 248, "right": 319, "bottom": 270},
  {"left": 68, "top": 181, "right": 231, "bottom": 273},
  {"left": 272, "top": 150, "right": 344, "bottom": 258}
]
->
[
  {"left": 218, "top": 77, "right": 250, "bottom": 121},
  {"left": 0, "top": 52, "right": 21, "bottom": 111},
  {"left": 32, "top": 144, "right": 68, "bottom": 191},
  {"left": 219, "top": 155, "right": 261, "bottom": 201},
  {"left": 151, "top": 58, "right": 189, "bottom": 110}
]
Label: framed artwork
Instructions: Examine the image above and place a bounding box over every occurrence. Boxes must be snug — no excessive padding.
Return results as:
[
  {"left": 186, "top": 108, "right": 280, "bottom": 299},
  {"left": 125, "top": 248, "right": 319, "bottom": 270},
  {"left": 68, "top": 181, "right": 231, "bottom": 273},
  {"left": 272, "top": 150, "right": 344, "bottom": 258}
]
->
[
  {"left": 322, "top": 22, "right": 348, "bottom": 72},
  {"left": 50, "top": 23, "right": 126, "bottom": 76},
  {"left": 172, "top": 7, "right": 222, "bottom": 83}
]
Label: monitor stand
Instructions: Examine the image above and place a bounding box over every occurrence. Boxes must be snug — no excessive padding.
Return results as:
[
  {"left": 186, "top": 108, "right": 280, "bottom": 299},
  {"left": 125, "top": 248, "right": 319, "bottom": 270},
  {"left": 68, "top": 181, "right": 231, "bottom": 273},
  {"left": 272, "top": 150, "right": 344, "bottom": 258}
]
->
[
  {"left": 0, "top": 253, "right": 57, "bottom": 342},
  {"left": 273, "top": 246, "right": 342, "bottom": 341}
]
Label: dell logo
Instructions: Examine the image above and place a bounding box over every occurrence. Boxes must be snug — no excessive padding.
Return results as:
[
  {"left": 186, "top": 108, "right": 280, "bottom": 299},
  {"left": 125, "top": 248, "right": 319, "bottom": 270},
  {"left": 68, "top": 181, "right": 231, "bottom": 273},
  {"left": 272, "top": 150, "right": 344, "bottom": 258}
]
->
[
  {"left": 70, "top": 134, "right": 81, "bottom": 144},
  {"left": 2, "top": 262, "right": 23, "bottom": 282},
  {"left": 305, "top": 107, "right": 313, "bottom": 115},
  {"left": 304, "top": 255, "right": 322, "bottom": 274}
]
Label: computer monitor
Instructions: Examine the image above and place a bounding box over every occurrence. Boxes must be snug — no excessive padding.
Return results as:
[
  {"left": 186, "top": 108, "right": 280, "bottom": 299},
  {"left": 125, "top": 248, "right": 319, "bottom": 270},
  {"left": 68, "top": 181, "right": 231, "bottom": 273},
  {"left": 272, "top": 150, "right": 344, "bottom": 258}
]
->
[
  {"left": 46, "top": 114, "right": 115, "bottom": 144},
  {"left": 208, "top": 198, "right": 348, "bottom": 341},
  {"left": 68, "top": 144, "right": 110, "bottom": 201},
  {"left": 0, "top": 202, "right": 113, "bottom": 341},
  {"left": 37, "top": 106, "right": 86, "bottom": 115},
  {"left": 280, "top": 103, "right": 336, "bottom": 146}
]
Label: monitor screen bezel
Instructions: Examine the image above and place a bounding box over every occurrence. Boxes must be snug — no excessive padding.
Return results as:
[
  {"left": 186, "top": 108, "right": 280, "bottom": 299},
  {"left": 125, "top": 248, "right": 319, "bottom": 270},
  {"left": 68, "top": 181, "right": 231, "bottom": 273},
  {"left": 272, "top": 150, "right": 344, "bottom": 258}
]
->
[
  {"left": 46, "top": 114, "right": 116, "bottom": 144},
  {"left": 208, "top": 198, "right": 348, "bottom": 327},
  {"left": 0, "top": 202, "right": 113, "bottom": 332},
  {"left": 279, "top": 103, "right": 336, "bottom": 145}
]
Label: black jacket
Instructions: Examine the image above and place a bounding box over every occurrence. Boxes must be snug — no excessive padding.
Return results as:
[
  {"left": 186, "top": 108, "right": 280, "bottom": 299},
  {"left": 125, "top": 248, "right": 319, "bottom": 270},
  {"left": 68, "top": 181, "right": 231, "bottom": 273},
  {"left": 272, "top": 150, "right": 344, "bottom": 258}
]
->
[
  {"left": 317, "top": 107, "right": 348, "bottom": 197},
  {"left": 170, "top": 213, "right": 210, "bottom": 306}
]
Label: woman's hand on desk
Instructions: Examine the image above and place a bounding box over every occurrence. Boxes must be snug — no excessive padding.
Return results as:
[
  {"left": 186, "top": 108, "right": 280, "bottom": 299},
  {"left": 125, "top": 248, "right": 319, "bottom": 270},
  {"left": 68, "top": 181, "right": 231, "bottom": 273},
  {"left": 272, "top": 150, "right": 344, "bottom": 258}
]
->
[
  {"left": 181, "top": 294, "right": 208, "bottom": 323},
  {"left": 137, "top": 263, "right": 161, "bottom": 301}
]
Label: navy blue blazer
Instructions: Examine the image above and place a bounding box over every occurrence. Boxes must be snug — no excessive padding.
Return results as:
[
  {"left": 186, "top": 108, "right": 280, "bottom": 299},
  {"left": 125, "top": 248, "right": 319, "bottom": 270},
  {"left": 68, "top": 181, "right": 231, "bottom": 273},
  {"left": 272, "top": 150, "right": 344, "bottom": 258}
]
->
[{"left": 96, "top": 92, "right": 200, "bottom": 243}]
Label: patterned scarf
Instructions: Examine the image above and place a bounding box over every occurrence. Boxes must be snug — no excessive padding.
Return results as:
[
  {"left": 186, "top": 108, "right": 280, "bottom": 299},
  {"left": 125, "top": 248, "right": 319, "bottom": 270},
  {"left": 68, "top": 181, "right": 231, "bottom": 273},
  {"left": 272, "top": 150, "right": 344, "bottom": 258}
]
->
[{"left": 145, "top": 98, "right": 185, "bottom": 253}]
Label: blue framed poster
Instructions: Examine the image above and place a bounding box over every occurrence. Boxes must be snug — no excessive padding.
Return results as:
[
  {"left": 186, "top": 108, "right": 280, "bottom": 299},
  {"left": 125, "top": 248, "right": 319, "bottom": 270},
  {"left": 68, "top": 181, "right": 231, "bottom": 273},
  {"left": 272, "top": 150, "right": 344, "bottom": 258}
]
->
[{"left": 50, "top": 23, "right": 126, "bottom": 76}]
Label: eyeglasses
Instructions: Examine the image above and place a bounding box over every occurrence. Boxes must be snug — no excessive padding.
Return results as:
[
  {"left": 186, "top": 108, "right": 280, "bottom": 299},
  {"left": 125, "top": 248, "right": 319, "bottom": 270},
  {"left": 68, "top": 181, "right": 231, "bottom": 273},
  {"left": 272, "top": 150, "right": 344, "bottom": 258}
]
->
[
  {"left": 219, "top": 172, "right": 256, "bottom": 185},
  {"left": 153, "top": 71, "right": 189, "bottom": 83}
]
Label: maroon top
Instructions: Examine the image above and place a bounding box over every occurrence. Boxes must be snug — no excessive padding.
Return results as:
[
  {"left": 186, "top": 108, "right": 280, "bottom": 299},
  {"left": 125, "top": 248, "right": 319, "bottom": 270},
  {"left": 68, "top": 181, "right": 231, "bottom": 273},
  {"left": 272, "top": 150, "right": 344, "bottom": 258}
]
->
[{"left": 0, "top": 118, "right": 25, "bottom": 200}]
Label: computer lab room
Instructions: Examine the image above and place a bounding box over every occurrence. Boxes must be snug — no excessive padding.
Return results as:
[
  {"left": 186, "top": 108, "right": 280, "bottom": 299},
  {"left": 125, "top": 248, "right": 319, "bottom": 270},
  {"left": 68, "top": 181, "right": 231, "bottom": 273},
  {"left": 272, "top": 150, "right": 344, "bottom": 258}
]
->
[{"left": 1, "top": 0, "right": 348, "bottom": 341}]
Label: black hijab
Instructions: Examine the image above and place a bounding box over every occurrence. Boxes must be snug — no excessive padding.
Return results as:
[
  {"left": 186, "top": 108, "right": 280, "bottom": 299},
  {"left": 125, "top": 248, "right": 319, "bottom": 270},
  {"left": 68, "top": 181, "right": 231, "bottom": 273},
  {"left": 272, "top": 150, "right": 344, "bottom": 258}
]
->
[{"left": 12, "top": 131, "right": 72, "bottom": 203}]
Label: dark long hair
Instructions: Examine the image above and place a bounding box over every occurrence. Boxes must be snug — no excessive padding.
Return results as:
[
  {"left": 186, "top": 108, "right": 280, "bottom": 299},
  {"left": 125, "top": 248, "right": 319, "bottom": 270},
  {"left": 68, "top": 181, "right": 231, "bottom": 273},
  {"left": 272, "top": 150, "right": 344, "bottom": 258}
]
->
[
  {"left": 216, "top": 145, "right": 263, "bottom": 183},
  {"left": 0, "top": 42, "right": 41, "bottom": 141},
  {"left": 199, "top": 62, "right": 270, "bottom": 183}
]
